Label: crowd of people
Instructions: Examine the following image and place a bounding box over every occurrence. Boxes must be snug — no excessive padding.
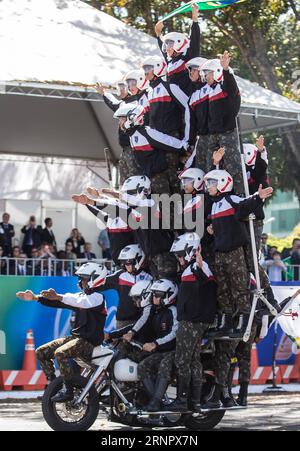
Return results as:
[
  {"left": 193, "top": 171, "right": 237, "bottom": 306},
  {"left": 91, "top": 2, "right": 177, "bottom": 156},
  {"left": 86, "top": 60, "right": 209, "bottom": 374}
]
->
[
  {"left": 0, "top": 213, "right": 103, "bottom": 275},
  {"left": 15, "top": 4, "right": 300, "bottom": 410}
]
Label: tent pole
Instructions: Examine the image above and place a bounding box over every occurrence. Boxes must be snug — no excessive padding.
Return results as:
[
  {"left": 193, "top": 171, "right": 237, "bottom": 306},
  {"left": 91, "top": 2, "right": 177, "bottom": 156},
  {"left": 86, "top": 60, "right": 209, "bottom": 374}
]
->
[{"left": 235, "top": 117, "right": 278, "bottom": 342}]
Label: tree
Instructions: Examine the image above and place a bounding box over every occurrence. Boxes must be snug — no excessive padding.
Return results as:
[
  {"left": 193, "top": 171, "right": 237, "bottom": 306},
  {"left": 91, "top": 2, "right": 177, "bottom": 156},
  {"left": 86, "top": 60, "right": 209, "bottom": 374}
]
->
[{"left": 83, "top": 0, "right": 300, "bottom": 200}]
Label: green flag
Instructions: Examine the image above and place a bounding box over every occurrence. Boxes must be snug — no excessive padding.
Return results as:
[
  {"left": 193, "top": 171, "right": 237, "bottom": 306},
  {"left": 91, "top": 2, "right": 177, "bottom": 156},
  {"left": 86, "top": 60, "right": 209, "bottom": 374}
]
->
[{"left": 162, "top": 0, "right": 246, "bottom": 21}]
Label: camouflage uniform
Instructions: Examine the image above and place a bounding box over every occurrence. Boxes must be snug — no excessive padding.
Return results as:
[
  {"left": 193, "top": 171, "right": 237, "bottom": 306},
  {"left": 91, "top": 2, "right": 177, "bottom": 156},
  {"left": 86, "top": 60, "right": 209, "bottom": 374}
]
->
[
  {"left": 116, "top": 341, "right": 149, "bottom": 363},
  {"left": 208, "top": 131, "right": 244, "bottom": 196},
  {"left": 150, "top": 252, "right": 178, "bottom": 280},
  {"left": 119, "top": 146, "right": 141, "bottom": 186},
  {"left": 138, "top": 351, "right": 175, "bottom": 381},
  {"left": 195, "top": 135, "right": 210, "bottom": 172},
  {"left": 214, "top": 340, "right": 239, "bottom": 387},
  {"left": 175, "top": 321, "right": 210, "bottom": 382},
  {"left": 36, "top": 336, "right": 94, "bottom": 381},
  {"left": 215, "top": 247, "right": 251, "bottom": 314},
  {"left": 151, "top": 151, "right": 181, "bottom": 196}
]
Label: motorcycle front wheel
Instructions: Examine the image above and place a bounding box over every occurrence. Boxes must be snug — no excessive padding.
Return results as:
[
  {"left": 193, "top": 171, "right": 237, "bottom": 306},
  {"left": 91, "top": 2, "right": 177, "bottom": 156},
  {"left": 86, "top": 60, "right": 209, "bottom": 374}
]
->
[{"left": 42, "top": 375, "right": 100, "bottom": 431}]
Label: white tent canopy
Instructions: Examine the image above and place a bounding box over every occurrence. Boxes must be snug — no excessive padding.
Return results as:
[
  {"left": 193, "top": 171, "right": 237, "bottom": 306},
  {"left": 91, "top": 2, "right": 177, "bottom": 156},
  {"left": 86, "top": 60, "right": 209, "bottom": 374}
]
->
[{"left": 0, "top": 0, "right": 299, "bottom": 162}]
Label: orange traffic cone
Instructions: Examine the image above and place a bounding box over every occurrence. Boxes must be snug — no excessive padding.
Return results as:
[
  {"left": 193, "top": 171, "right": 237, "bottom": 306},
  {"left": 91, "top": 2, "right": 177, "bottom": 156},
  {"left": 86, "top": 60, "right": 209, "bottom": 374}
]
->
[
  {"left": 0, "top": 329, "right": 47, "bottom": 391},
  {"left": 22, "top": 329, "right": 37, "bottom": 371}
]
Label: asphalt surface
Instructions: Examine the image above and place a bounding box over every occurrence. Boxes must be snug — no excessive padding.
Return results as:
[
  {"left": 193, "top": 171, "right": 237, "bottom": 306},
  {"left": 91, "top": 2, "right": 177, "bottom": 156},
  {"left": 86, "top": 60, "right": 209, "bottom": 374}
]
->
[{"left": 0, "top": 393, "right": 299, "bottom": 431}]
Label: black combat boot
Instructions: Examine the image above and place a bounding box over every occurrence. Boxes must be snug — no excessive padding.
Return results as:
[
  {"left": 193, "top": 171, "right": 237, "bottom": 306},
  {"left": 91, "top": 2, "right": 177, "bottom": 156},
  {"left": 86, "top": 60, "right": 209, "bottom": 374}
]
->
[
  {"left": 211, "top": 314, "right": 234, "bottom": 338},
  {"left": 206, "top": 313, "right": 223, "bottom": 337},
  {"left": 229, "top": 314, "right": 250, "bottom": 339},
  {"left": 201, "top": 384, "right": 222, "bottom": 409},
  {"left": 145, "top": 377, "right": 169, "bottom": 412},
  {"left": 236, "top": 382, "right": 249, "bottom": 406},
  {"left": 166, "top": 377, "right": 189, "bottom": 412},
  {"left": 190, "top": 379, "right": 202, "bottom": 413},
  {"left": 221, "top": 386, "right": 237, "bottom": 408},
  {"left": 51, "top": 381, "right": 74, "bottom": 403}
]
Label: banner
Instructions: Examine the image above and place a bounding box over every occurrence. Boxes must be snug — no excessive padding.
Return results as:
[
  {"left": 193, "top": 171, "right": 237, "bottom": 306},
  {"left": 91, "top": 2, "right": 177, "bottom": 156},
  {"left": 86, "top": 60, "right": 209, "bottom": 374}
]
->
[{"left": 162, "top": 0, "right": 246, "bottom": 21}]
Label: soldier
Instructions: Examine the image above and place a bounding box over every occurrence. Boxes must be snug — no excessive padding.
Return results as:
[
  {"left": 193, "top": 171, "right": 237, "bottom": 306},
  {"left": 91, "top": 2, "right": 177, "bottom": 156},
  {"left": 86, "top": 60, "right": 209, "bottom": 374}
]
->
[
  {"left": 113, "top": 103, "right": 189, "bottom": 195},
  {"left": 200, "top": 52, "right": 243, "bottom": 195},
  {"left": 167, "top": 233, "right": 218, "bottom": 413},
  {"left": 137, "top": 279, "right": 178, "bottom": 412},
  {"left": 95, "top": 70, "right": 150, "bottom": 185},
  {"left": 16, "top": 263, "right": 108, "bottom": 402},
  {"left": 204, "top": 169, "right": 273, "bottom": 338}
]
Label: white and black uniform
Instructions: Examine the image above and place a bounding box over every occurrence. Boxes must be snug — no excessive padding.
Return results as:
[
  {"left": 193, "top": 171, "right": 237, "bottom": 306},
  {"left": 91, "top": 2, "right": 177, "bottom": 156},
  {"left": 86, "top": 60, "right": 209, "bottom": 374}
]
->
[
  {"left": 127, "top": 125, "right": 188, "bottom": 177},
  {"left": 100, "top": 269, "right": 152, "bottom": 323},
  {"left": 86, "top": 201, "right": 136, "bottom": 264},
  {"left": 157, "top": 22, "right": 200, "bottom": 95},
  {"left": 147, "top": 77, "right": 191, "bottom": 142}
]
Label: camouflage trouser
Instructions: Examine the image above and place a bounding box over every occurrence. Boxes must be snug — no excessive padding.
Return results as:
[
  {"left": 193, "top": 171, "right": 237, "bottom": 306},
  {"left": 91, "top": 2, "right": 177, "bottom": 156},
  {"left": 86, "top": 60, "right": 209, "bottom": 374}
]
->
[
  {"left": 36, "top": 336, "right": 94, "bottom": 381},
  {"left": 208, "top": 131, "right": 244, "bottom": 196},
  {"left": 214, "top": 340, "right": 239, "bottom": 387},
  {"left": 119, "top": 146, "right": 141, "bottom": 186},
  {"left": 138, "top": 351, "right": 175, "bottom": 381},
  {"left": 150, "top": 251, "right": 178, "bottom": 280},
  {"left": 244, "top": 220, "right": 270, "bottom": 290},
  {"left": 175, "top": 321, "right": 210, "bottom": 383},
  {"left": 195, "top": 134, "right": 210, "bottom": 172},
  {"left": 116, "top": 341, "right": 149, "bottom": 363},
  {"left": 215, "top": 247, "right": 251, "bottom": 315},
  {"left": 150, "top": 151, "right": 180, "bottom": 196}
]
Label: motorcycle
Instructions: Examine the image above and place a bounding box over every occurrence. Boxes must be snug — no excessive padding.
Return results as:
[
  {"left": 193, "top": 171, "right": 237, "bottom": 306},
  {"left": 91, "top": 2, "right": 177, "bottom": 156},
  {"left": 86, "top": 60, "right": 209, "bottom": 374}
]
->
[{"left": 42, "top": 339, "right": 245, "bottom": 431}]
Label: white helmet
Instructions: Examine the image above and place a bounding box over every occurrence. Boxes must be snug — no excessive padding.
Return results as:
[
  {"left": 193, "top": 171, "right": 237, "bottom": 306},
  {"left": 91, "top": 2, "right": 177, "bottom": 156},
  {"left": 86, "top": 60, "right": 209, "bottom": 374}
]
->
[
  {"left": 124, "top": 69, "right": 149, "bottom": 91},
  {"left": 129, "top": 280, "right": 152, "bottom": 307},
  {"left": 118, "top": 244, "right": 145, "bottom": 272},
  {"left": 113, "top": 103, "right": 145, "bottom": 129},
  {"left": 179, "top": 168, "right": 205, "bottom": 191},
  {"left": 200, "top": 59, "right": 233, "bottom": 83},
  {"left": 75, "top": 262, "right": 107, "bottom": 289},
  {"left": 142, "top": 56, "right": 167, "bottom": 77},
  {"left": 161, "top": 32, "right": 190, "bottom": 54},
  {"left": 170, "top": 232, "right": 200, "bottom": 264},
  {"left": 243, "top": 143, "right": 258, "bottom": 166},
  {"left": 120, "top": 175, "right": 151, "bottom": 201},
  {"left": 115, "top": 80, "right": 128, "bottom": 97},
  {"left": 150, "top": 279, "right": 178, "bottom": 306},
  {"left": 186, "top": 57, "right": 208, "bottom": 72},
  {"left": 204, "top": 169, "right": 234, "bottom": 194}
]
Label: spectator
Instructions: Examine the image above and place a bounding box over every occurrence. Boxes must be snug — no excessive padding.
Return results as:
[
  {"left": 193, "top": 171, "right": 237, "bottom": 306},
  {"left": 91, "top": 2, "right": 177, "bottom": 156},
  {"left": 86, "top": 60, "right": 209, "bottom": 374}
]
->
[
  {"left": 21, "top": 216, "right": 42, "bottom": 257},
  {"left": 79, "top": 243, "right": 96, "bottom": 260},
  {"left": 98, "top": 228, "right": 112, "bottom": 260},
  {"left": 39, "top": 243, "right": 56, "bottom": 259},
  {"left": 0, "top": 213, "right": 15, "bottom": 256},
  {"left": 291, "top": 246, "right": 300, "bottom": 281},
  {"left": 282, "top": 238, "right": 300, "bottom": 260},
  {"left": 56, "top": 250, "right": 73, "bottom": 276},
  {"left": 9, "top": 246, "right": 21, "bottom": 275},
  {"left": 66, "top": 228, "right": 85, "bottom": 257},
  {"left": 16, "top": 253, "right": 32, "bottom": 276},
  {"left": 27, "top": 247, "right": 41, "bottom": 276},
  {"left": 262, "top": 251, "right": 287, "bottom": 282},
  {"left": 0, "top": 245, "right": 7, "bottom": 275},
  {"left": 260, "top": 233, "right": 272, "bottom": 260},
  {"left": 65, "top": 241, "right": 77, "bottom": 260},
  {"left": 41, "top": 218, "right": 57, "bottom": 249}
]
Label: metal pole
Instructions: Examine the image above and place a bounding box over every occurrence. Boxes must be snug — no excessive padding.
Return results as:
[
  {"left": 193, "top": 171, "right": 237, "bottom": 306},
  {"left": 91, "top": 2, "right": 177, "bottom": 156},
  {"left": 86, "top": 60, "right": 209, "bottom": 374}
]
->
[{"left": 235, "top": 117, "right": 277, "bottom": 342}]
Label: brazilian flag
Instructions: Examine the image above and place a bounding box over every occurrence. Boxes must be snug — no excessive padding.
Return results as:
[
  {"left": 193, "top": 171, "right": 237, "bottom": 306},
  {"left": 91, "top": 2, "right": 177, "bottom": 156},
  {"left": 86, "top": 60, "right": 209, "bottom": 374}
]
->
[{"left": 162, "top": 0, "right": 246, "bottom": 21}]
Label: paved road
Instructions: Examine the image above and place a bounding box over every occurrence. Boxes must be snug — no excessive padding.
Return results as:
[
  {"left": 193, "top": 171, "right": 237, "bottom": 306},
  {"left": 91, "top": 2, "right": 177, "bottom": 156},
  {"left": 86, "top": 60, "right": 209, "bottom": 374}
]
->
[{"left": 0, "top": 394, "right": 299, "bottom": 431}]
